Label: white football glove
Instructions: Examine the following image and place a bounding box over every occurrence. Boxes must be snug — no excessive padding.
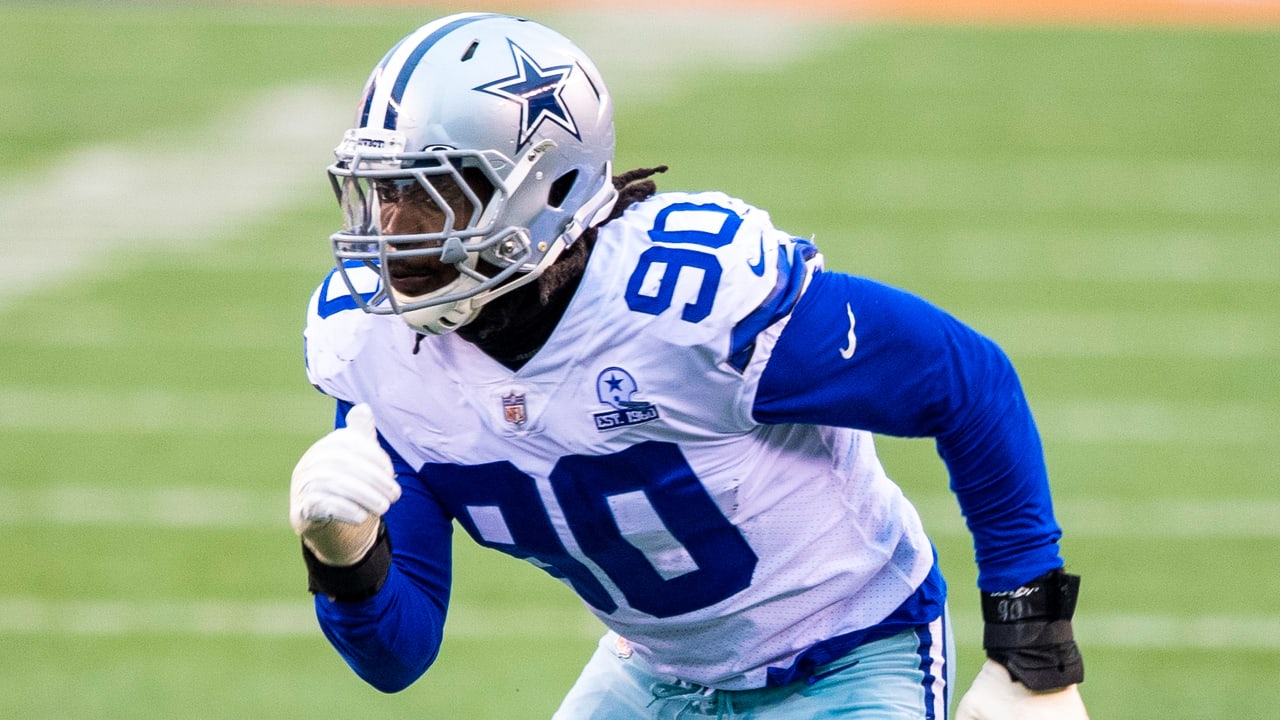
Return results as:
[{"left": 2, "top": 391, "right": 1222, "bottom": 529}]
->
[
  {"left": 290, "top": 403, "right": 401, "bottom": 567},
  {"left": 956, "top": 659, "right": 1089, "bottom": 720}
]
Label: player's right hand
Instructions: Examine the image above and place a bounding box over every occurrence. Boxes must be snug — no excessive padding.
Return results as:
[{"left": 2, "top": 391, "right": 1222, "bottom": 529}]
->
[{"left": 290, "top": 403, "right": 401, "bottom": 567}]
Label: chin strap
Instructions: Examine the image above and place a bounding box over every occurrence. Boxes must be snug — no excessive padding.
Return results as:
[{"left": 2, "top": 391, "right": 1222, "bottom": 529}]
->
[
  {"left": 463, "top": 166, "right": 618, "bottom": 312},
  {"left": 394, "top": 269, "right": 484, "bottom": 336},
  {"left": 558, "top": 163, "right": 619, "bottom": 248}
]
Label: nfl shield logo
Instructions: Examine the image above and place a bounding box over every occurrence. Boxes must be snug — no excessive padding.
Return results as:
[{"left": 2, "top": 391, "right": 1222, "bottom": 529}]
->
[{"left": 502, "top": 392, "right": 527, "bottom": 426}]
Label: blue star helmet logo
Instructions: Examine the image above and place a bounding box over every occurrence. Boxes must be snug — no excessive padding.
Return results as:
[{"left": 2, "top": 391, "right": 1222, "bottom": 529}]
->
[
  {"left": 474, "top": 40, "right": 581, "bottom": 150},
  {"left": 592, "top": 366, "right": 660, "bottom": 431},
  {"left": 595, "top": 367, "right": 644, "bottom": 411}
]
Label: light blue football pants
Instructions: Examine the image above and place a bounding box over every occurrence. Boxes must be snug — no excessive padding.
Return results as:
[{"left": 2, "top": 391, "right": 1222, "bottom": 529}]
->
[{"left": 552, "top": 613, "right": 954, "bottom": 719}]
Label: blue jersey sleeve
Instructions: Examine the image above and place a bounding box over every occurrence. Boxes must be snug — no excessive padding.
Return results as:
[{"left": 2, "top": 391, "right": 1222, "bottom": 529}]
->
[
  {"left": 312, "top": 400, "right": 455, "bottom": 693},
  {"left": 752, "top": 270, "right": 1064, "bottom": 591}
]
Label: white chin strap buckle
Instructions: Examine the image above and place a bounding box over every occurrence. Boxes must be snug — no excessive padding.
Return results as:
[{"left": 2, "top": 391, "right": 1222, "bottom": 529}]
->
[{"left": 394, "top": 272, "right": 484, "bottom": 336}]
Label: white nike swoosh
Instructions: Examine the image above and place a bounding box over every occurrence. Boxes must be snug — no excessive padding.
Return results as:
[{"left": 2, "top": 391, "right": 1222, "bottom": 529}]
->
[
  {"left": 840, "top": 303, "right": 857, "bottom": 359},
  {"left": 747, "top": 235, "right": 767, "bottom": 277}
]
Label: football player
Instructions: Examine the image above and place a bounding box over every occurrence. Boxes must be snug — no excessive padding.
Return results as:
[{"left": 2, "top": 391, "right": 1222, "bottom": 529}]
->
[{"left": 290, "top": 12, "right": 1089, "bottom": 719}]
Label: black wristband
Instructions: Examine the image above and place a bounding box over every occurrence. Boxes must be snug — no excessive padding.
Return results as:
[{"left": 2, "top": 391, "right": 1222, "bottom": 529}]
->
[
  {"left": 980, "top": 568, "right": 1085, "bottom": 691},
  {"left": 302, "top": 523, "right": 392, "bottom": 602}
]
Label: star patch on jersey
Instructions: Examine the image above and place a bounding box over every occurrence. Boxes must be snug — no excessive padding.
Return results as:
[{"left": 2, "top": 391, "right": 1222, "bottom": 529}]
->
[
  {"left": 593, "top": 367, "right": 659, "bottom": 431},
  {"left": 474, "top": 40, "right": 580, "bottom": 149}
]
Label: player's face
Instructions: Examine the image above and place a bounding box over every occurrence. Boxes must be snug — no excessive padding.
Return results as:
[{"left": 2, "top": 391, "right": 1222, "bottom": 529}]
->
[{"left": 377, "top": 179, "right": 471, "bottom": 298}]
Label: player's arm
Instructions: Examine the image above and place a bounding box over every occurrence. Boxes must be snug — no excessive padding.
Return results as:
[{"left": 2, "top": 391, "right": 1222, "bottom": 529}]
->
[
  {"left": 291, "top": 399, "right": 454, "bottom": 693},
  {"left": 752, "top": 270, "right": 1086, "bottom": 712}
]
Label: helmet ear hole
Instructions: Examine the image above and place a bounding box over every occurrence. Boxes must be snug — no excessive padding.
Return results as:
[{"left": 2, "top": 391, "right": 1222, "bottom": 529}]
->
[{"left": 547, "top": 170, "right": 579, "bottom": 208}]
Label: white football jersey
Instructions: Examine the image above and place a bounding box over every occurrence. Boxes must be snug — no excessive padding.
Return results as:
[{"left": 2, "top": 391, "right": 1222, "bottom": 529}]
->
[{"left": 304, "top": 191, "right": 936, "bottom": 689}]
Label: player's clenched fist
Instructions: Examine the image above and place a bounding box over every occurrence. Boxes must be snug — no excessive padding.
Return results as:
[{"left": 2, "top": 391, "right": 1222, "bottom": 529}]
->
[
  {"left": 956, "top": 660, "right": 1089, "bottom": 720},
  {"left": 290, "top": 403, "right": 401, "bottom": 567}
]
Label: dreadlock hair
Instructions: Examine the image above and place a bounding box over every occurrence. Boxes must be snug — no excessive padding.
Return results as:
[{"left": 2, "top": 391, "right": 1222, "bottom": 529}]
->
[
  {"left": 608, "top": 165, "right": 669, "bottom": 221},
  {"left": 442, "top": 165, "right": 668, "bottom": 367}
]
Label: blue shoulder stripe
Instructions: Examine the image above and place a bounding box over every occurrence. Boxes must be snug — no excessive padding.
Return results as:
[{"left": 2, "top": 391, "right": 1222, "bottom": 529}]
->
[
  {"left": 727, "top": 238, "right": 814, "bottom": 372},
  {"left": 316, "top": 260, "right": 381, "bottom": 319}
]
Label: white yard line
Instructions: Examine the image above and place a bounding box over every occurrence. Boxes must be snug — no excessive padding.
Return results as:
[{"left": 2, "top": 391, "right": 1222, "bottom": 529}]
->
[
  {"left": 0, "top": 485, "right": 285, "bottom": 528},
  {"left": 2, "top": 484, "right": 1278, "bottom": 538},
  {"left": 2, "top": 17, "right": 1272, "bottom": 311},
  {"left": 907, "top": 494, "right": 1280, "bottom": 539},
  {"left": 552, "top": 11, "right": 838, "bottom": 100},
  {"left": 0, "top": 597, "right": 601, "bottom": 640},
  {"left": 847, "top": 154, "right": 1280, "bottom": 217},
  {"left": 1, "top": 385, "right": 1271, "bottom": 445},
  {"left": 1081, "top": 612, "right": 1280, "bottom": 651},
  {"left": 965, "top": 310, "right": 1277, "bottom": 359},
  {"left": 0, "top": 84, "right": 351, "bottom": 306},
  {"left": 0, "top": 12, "right": 831, "bottom": 308},
  {"left": 0, "top": 596, "right": 1273, "bottom": 650},
  {"left": 0, "top": 386, "right": 327, "bottom": 434},
  {"left": 1034, "top": 398, "right": 1276, "bottom": 445},
  {"left": 943, "top": 232, "right": 1279, "bottom": 284}
]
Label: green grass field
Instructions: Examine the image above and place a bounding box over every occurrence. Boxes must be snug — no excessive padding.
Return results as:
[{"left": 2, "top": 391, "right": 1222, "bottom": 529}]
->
[{"left": 1, "top": 4, "right": 1277, "bottom": 717}]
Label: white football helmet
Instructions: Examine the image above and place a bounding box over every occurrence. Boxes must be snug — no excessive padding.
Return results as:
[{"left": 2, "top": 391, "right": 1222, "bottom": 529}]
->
[{"left": 327, "top": 13, "right": 618, "bottom": 335}]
